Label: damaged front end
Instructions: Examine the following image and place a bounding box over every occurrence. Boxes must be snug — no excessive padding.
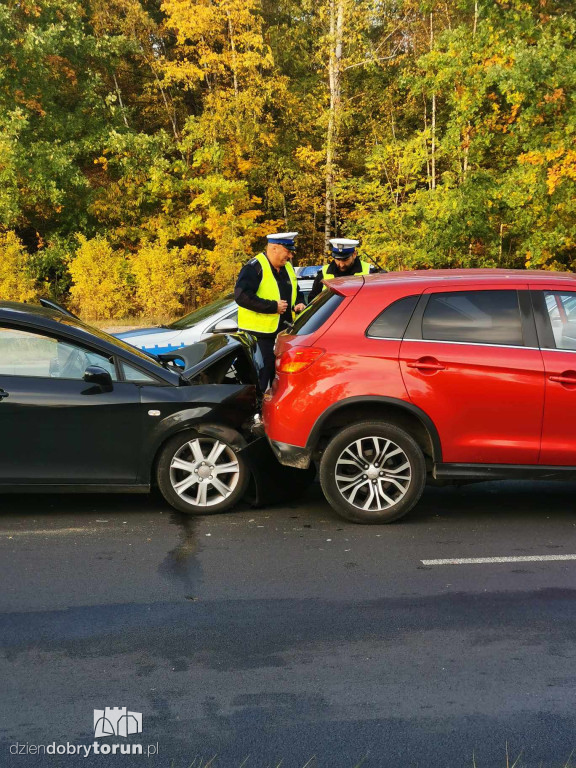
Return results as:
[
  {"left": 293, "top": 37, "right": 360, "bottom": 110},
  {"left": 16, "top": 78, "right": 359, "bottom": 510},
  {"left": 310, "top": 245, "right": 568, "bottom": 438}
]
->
[{"left": 161, "top": 333, "right": 314, "bottom": 508}]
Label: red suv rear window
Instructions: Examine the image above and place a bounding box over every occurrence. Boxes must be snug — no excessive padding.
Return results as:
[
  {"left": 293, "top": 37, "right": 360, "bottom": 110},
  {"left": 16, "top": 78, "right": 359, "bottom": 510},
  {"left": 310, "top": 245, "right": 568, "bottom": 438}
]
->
[{"left": 291, "top": 292, "right": 344, "bottom": 336}]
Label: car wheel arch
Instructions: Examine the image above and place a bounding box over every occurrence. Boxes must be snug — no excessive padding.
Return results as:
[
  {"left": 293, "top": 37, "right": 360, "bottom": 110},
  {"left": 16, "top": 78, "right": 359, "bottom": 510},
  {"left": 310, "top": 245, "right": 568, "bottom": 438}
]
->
[
  {"left": 307, "top": 396, "right": 442, "bottom": 465},
  {"left": 148, "top": 421, "right": 248, "bottom": 486}
]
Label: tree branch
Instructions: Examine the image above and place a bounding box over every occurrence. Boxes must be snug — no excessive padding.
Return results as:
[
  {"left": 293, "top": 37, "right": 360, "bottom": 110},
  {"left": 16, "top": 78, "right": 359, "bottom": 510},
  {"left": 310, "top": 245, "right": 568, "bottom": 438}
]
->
[{"left": 342, "top": 48, "right": 402, "bottom": 71}]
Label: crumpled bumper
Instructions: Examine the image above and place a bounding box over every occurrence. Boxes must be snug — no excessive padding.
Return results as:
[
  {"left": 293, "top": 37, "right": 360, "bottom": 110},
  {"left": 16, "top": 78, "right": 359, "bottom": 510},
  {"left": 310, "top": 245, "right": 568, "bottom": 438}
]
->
[
  {"left": 267, "top": 438, "right": 313, "bottom": 470},
  {"left": 240, "top": 436, "right": 315, "bottom": 506}
]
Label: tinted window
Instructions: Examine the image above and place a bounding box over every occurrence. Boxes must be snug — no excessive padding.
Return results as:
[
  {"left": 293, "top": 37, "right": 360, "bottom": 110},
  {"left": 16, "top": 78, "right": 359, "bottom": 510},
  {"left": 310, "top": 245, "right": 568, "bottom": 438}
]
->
[
  {"left": 543, "top": 291, "right": 576, "bottom": 350},
  {"left": 0, "top": 327, "right": 118, "bottom": 379},
  {"left": 422, "top": 290, "right": 523, "bottom": 346},
  {"left": 291, "top": 291, "right": 344, "bottom": 336},
  {"left": 121, "top": 361, "right": 161, "bottom": 383},
  {"left": 367, "top": 295, "right": 419, "bottom": 338}
]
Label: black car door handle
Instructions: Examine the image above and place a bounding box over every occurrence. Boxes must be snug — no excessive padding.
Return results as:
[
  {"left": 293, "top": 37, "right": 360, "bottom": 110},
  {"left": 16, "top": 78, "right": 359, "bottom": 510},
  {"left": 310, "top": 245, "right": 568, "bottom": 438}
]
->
[{"left": 0, "top": 389, "right": 9, "bottom": 400}]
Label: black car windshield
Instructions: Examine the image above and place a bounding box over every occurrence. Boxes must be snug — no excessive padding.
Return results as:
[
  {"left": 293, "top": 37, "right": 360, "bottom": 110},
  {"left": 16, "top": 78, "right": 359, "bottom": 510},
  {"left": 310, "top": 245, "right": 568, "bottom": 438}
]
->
[{"left": 169, "top": 295, "right": 234, "bottom": 330}]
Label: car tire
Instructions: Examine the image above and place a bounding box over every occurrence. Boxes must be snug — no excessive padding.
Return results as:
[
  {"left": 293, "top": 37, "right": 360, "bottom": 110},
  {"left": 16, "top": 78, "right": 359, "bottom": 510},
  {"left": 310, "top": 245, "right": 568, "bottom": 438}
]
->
[
  {"left": 319, "top": 421, "right": 426, "bottom": 524},
  {"left": 156, "top": 430, "right": 250, "bottom": 515}
]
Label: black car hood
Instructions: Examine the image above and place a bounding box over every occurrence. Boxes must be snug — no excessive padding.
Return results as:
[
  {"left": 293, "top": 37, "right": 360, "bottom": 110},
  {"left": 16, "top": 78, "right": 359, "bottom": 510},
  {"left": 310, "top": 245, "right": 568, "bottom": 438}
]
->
[{"left": 158, "top": 333, "right": 263, "bottom": 389}]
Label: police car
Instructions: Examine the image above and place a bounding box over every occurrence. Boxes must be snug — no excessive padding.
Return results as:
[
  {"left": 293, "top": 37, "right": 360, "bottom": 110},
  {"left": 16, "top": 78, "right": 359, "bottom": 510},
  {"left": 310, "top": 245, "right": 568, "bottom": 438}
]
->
[
  {"left": 295, "top": 265, "right": 322, "bottom": 297},
  {"left": 115, "top": 294, "right": 238, "bottom": 354}
]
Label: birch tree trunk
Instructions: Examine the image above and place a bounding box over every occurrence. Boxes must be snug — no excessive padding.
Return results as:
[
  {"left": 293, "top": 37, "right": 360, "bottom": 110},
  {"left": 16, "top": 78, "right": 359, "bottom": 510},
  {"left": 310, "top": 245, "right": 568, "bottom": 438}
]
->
[
  {"left": 113, "top": 73, "right": 129, "bottom": 128},
  {"left": 226, "top": 10, "right": 239, "bottom": 98},
  {"left": 430, "top": 12, "right": 436, "bottom": 191},
  {"left": 325, "top": 0, "right": 344, "bottom": 255}
]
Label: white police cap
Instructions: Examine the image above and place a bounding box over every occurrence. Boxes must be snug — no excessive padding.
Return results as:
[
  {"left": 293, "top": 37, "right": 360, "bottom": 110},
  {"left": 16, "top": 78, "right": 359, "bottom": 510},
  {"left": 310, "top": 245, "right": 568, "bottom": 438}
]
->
[
  {"left": 266, "top": 232, "right": 299, "bottom": 251},
  {"left": 330, "top": 238, "right": 360, "bottom": 258}
]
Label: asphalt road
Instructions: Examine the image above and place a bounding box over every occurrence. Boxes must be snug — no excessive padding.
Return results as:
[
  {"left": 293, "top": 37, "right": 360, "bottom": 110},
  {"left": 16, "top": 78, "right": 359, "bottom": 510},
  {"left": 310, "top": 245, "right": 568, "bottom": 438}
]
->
[{"left": 2, "top": 481, "right": 576, "bottom": 768}]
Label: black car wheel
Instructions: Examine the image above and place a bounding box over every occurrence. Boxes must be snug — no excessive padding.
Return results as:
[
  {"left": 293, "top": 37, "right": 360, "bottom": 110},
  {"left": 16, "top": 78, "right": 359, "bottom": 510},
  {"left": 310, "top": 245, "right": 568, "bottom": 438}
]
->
[
  {"left": 157, "top": 431, "right": 249, "bottom": 515},
  {"left": 319, "top": 421, "right": 426, "bottom": 524}
]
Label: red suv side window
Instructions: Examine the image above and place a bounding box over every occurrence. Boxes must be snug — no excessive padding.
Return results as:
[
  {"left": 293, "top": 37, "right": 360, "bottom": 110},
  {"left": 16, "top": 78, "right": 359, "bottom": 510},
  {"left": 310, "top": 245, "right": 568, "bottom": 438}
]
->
[
  {"left": 366, "top": 295, "right": 419, "bottom": 339},
  {"left": 421, "top": 290, "right": 524, "bottom": 346}
]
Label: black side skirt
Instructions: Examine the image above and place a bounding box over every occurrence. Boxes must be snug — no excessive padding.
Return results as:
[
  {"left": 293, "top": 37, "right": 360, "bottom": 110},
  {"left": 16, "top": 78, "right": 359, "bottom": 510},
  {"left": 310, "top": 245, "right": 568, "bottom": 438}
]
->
[
  {"left": 0, "top": 484, "right": 150, "bottom": 494},
  {"left": 434, "top": 464, "right": 576, "bottom": 482}
]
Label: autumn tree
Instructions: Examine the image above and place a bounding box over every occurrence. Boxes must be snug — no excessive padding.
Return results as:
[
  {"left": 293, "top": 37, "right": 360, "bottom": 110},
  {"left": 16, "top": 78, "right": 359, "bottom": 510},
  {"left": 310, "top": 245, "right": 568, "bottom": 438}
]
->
[{"left": 1, "top": 0, "right": 575, "bottom": 318}]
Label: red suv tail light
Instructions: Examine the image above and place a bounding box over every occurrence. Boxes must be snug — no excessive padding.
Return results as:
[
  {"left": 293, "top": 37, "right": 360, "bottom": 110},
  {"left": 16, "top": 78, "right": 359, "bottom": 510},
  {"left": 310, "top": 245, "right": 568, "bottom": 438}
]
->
[{"left": 276, "top": 347, "right": 324, "bottom": 374}]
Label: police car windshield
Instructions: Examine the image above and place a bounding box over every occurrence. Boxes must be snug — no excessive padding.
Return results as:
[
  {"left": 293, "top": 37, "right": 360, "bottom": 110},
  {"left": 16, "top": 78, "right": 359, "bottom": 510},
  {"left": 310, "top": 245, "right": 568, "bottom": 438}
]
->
[
  {"left": 57, "top": 317, "right": 162, "bottom": 365},
  {"left": 168, "top": 295, "right": 234, "bottom": 330},
  {"left": 299, "top": 266, "right": 321, "bottom": 278}
]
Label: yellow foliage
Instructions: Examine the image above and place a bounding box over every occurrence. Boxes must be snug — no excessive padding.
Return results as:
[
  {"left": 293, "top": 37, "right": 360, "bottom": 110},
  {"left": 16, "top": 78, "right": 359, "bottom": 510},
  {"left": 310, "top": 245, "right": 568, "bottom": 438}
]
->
[
  {"left": 519, "top": 148, "right": 576, "bottom": 195},
  {"left": 69, "top": 235, "right": 132, "bottom": 319},
  {"left": 130, "top": 237, "right": 191, "bottom": 318},
  {"left": 518, "top": 151, "right": 545, "bottom": 166},
  {"left": 547, "top": 150, "right": 576, "bottom": 195},
  {"left": 0, "top": 230, "right": 38, "bottom": 302}
]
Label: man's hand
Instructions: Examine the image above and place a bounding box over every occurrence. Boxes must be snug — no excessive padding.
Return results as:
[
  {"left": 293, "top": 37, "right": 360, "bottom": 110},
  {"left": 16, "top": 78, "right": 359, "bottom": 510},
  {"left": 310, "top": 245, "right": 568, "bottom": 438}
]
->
[
  {"left": 277, "top": 299, "right": 288, "bottom": 314},
  {"left": 294, "top": 303, "right": 306, "bottom": 313}
]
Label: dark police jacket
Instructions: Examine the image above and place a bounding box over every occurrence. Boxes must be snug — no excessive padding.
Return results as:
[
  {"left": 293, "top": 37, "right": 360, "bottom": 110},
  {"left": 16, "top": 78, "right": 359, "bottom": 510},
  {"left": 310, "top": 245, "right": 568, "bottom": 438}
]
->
[{"left": 308, "top": 257, "right": 380, "bottom": 302}]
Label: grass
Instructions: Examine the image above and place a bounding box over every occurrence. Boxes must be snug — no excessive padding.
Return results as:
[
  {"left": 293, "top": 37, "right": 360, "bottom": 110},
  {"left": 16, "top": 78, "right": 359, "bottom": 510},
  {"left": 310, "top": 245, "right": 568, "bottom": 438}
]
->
[
  {"left": 168, "top": 757, "right": 369, "bottom": 768},
  {"left": 471, "top": 743, "right": 575, "bottom": 768},
  {"left": 91, "top": 316, "right": 173, "bottom": 333},
  {"left": 167, "top": 750, "right": 576, "bottom": 768}
]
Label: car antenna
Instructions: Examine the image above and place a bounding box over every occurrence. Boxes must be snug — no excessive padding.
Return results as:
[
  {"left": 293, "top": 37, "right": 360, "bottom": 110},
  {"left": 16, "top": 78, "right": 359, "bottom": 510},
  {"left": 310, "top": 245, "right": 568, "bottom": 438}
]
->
[
  {"left": 359, "top": 251, "right": 386, "bottom": 273},
  {"left": 38, "top": 298, "right": 79, "bottom": 319}
]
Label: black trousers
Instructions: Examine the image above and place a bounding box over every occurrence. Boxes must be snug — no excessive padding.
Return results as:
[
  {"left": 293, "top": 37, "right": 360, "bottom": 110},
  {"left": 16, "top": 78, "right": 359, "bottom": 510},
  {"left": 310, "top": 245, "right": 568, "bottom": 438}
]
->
[{"left": 256, "top": 336, "right": 276, "bottom": 391}]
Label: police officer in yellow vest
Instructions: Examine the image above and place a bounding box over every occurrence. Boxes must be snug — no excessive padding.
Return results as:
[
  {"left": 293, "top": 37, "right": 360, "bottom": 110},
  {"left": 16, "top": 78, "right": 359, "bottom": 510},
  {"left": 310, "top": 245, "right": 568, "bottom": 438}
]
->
[
  {"left": 235, "top": 232, "right": 305, "bottom": 391},
  {"left": 308, "top": 238, "right": 376, "bottom": 302}
]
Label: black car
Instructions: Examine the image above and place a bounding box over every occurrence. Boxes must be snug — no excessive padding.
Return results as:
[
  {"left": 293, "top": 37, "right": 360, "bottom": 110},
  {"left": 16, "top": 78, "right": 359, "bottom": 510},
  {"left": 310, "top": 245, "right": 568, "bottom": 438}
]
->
[{"left": 0, "top": 301, "right": 310, "bottom": 514}]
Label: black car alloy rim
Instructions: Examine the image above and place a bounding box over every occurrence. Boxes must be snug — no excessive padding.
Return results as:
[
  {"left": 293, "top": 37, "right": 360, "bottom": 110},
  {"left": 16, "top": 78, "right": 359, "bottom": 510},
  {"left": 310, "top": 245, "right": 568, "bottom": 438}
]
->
[{"left": 170, "top": 437, "right": 240, "bottom": 507}]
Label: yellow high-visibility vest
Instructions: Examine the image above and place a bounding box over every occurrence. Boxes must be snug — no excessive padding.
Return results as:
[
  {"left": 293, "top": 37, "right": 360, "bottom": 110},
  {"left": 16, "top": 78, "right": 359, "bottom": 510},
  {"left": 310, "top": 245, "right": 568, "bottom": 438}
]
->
[
  {"left": 321, "top": 260, "right": 371, "bottom": 290},
  {"left": 238, "top": 253, "right": 297, "bottom": 334}
]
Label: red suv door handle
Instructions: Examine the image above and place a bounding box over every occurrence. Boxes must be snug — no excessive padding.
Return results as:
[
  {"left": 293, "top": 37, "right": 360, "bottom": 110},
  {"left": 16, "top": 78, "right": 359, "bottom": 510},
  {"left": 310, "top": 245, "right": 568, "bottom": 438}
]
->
[
  {"left": 549, "top": 371, "right": 576, "bottom": 386},
  {"left": 407, "top": 357, "right": 446, "bottom": 373}
]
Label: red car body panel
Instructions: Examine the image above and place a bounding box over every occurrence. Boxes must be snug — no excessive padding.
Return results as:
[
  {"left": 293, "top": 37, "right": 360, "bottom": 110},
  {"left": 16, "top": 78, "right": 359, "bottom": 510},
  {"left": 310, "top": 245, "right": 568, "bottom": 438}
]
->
[
  {"left": 399, "top": 282, "right": 544, "bottom": 464},
  {"left": 528, "top": 280, "right": 576, "bottom": 466},
  {"left": 263, "top": 269, "right": 576, "bottom": 472},
  {"left": 399, "top": 339, "right": 544, "bottom": 464},
  {"left": 539, "top": 345, "right": 576, "bottom": 465}
]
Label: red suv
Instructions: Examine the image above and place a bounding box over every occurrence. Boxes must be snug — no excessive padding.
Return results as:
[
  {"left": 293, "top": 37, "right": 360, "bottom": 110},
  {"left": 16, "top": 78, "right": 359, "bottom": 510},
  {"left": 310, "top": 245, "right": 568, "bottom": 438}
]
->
[{"left": 263, "top": 269, "right": 576, "bottom": 523}]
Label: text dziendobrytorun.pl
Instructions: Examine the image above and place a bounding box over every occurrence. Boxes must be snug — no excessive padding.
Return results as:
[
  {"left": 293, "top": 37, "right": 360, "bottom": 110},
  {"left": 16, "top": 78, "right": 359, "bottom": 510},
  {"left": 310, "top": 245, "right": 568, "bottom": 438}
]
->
[{"left": 10, "top": 742, "right": 159, "bottom": 757}]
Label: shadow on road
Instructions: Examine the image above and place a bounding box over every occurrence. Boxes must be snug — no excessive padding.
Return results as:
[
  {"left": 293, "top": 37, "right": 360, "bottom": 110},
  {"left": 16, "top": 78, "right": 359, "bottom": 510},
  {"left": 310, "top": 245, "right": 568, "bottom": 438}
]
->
[{"left": 0, "top": 478, "right": 575, "bottom": 528}]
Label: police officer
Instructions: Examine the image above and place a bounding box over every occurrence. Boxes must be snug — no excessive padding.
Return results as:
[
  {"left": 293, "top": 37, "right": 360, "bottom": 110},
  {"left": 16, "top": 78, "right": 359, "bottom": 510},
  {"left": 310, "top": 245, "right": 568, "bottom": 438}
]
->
[
  {"left": 235, "top": 232, "right": 305, "bottom": 391},
  {"left": 308, "top": 238, "right": 378, "bottom": 302}
]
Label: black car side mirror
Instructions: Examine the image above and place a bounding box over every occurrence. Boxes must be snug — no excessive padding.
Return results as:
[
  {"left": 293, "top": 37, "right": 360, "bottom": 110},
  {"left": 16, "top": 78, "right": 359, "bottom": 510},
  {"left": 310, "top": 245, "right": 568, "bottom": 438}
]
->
[{"left": 83, "top": 366, "right": 113, "bottom": 388}]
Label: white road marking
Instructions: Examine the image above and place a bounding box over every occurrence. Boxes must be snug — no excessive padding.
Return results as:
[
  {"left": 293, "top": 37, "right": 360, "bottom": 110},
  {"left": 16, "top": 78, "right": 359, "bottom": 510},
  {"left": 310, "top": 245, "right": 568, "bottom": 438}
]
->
[{"left": 422, "top": 554, "right": 576, "bottom": 565}]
